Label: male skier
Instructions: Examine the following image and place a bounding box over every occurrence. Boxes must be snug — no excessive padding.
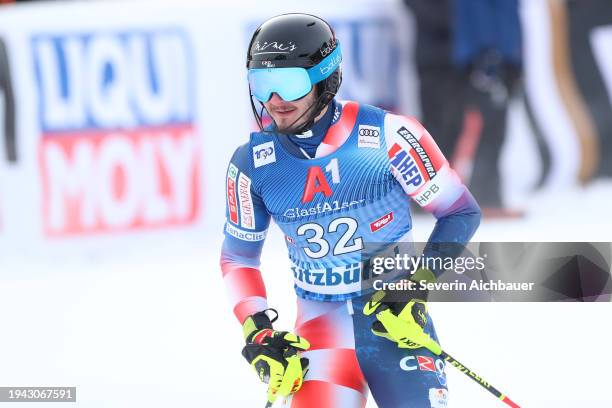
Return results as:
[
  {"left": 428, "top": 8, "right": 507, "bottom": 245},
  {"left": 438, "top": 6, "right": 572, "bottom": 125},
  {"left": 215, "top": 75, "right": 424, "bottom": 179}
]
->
[{"left": 220, "top": 13, "right": 481, "bottom": 408}]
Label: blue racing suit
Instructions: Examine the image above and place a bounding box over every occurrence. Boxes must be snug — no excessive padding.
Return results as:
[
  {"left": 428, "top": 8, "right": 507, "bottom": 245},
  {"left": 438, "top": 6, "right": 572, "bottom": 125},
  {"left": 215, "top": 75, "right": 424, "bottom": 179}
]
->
[{"left": 220, "top": 99, "right": 481, "bottom": 407}]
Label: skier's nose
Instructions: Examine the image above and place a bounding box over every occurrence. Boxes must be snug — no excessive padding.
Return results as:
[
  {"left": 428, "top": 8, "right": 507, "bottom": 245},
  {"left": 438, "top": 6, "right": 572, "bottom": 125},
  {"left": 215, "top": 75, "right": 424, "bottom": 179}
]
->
[{"left": 269, "top": 93, "right": 285, "bottom": 103}]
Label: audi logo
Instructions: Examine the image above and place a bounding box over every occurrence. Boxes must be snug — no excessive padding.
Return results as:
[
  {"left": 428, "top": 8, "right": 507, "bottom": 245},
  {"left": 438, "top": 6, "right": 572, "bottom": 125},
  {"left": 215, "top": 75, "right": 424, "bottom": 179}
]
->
[{"left": 359, "top": 128, "right": 380, "bottom": 137}]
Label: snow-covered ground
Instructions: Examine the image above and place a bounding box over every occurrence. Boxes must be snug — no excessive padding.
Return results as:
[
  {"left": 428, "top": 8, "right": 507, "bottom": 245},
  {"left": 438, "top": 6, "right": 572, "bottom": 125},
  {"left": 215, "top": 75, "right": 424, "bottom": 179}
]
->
[{"left": 1, "top": 182, "right": 611, "bottom": 408}]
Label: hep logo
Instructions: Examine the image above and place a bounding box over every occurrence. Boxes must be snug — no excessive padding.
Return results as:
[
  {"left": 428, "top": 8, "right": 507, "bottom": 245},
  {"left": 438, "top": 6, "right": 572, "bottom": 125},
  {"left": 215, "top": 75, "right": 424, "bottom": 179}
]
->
[{"left": 388, "top": 143, "right": 423, "bottom": 188}]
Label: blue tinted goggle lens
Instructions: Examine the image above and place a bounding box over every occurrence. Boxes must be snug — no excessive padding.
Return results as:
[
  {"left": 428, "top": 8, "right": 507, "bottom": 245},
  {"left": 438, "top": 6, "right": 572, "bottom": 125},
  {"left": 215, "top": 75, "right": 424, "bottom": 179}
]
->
[
  {"left": 248, "top": 67, "right": 312, "bottom": 102},
  {"left": 248, "top": 44, "right": 342, "bottom": 103}
]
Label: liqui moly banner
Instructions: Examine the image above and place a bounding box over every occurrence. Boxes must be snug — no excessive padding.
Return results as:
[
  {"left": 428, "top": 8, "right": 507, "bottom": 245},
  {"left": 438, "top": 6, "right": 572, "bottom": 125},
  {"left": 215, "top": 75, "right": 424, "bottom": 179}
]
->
[
  {"left": 0, "top": 0, "right": 410, "bottom": 256},
  {"left": 32, "top": 29, "right": 199, "bottom": 236}
]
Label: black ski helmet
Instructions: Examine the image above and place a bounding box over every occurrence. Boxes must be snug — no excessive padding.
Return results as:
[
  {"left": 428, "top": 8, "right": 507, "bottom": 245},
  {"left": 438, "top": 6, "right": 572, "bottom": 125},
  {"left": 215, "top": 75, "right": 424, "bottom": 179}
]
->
[{"left": 247, "top": 13, "right": 342, "bottom": 134}]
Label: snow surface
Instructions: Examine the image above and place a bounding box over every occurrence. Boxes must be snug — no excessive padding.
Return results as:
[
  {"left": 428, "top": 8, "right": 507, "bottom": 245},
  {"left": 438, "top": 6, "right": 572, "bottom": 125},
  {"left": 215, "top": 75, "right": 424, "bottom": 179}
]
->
[{"left": 1, "top": 183, "right": 611, "bottom": 407}]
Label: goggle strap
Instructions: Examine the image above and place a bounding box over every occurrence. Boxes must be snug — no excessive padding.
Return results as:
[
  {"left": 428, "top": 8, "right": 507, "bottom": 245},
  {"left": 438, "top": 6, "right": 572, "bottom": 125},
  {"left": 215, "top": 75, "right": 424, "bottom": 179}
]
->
[{"left": 307, "top": 43, "right": 342, "bottom": 84}]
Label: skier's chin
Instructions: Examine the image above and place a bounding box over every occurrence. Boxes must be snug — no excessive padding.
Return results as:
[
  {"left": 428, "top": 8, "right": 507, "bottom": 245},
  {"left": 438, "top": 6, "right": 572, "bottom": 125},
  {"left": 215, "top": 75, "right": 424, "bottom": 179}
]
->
[{"left": 275, "top": 117, "right": 305, "bottom": 134}]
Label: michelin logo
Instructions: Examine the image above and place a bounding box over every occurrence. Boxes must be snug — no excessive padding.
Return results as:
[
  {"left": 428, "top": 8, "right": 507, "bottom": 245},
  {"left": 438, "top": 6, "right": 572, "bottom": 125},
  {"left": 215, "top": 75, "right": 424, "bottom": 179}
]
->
[
  {"left": 226, "top": 223, "right": 266, "bottom": 242},
  {"left": 253, "top": 141, "right": 276, "bottom": 168}
]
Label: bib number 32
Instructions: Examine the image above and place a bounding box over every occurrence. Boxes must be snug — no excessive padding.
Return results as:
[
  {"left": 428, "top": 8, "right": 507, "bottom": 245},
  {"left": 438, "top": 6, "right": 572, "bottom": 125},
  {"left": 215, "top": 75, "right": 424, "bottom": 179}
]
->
[{"left": 296, "top": 217, "right": 363, "bottom": 259}]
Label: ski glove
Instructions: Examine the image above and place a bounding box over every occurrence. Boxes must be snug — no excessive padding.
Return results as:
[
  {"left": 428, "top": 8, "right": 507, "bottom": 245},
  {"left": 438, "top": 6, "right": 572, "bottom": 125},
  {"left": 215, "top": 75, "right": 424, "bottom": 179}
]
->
[
  {"left": 363, "top": 268, "right": 442, "bottom": 355},
  {"left": 242, "top": 309, "right": 310, "bottom": 405}
]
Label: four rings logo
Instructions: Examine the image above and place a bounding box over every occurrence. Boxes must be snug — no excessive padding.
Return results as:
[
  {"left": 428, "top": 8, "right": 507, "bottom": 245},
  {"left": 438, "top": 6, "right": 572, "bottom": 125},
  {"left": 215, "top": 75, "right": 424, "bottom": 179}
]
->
[
  {"left": 358, "top": 125, "right": 381, "bottom": 149},
  {"left": 359, "top": 128, "right": 379, "bottom": 137},
  {"left": 253, "top": 141, "right": 276, "bottom": 168}
]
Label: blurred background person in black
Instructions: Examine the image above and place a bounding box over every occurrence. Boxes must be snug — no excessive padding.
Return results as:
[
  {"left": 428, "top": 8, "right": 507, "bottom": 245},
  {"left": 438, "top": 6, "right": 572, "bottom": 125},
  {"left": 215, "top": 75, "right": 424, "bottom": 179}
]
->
[
  {"left": 405, "top": 0, "right": 523, "bottom": 217},
  {"left": 0, "top": 21, "right": 16, "bottom": 162}
]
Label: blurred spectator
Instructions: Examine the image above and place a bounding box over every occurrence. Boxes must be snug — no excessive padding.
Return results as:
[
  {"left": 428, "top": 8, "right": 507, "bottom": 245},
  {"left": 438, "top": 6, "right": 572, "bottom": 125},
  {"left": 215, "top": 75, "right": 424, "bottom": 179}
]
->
[
  {"left": 567, "top": 0, "right": 612, "bottom": 178},
  {"left": 405, "top": 0, "right": 523, "bottom": 217},
  {"left": 404, "top": 0, "right": 460, "bottom": 160},
  {"left": 0, "top": 34, "right": 16, "bottom": 162}
]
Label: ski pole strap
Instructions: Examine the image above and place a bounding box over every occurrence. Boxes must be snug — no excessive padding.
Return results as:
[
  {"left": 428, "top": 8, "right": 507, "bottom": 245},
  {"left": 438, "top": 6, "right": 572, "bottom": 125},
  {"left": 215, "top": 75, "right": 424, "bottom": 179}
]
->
[{"left": 440, "top": 351, "right": 520, "bottom": 407}]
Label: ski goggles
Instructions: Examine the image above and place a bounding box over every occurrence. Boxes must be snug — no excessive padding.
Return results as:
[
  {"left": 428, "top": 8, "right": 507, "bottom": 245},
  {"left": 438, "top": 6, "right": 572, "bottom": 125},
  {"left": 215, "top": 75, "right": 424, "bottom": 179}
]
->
[{"left": 248, "top": 44, "right": 342, "bottom": 102}]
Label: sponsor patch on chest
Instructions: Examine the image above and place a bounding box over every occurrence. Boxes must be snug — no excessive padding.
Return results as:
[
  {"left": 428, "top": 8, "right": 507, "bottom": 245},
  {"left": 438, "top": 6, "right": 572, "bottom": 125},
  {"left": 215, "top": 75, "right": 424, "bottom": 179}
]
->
[
  {"left": 253, "top": 141, "right": 276, "bottom": 167},
  {"left": 358, "top": 125, "right": 381, "bottom": 149}
]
